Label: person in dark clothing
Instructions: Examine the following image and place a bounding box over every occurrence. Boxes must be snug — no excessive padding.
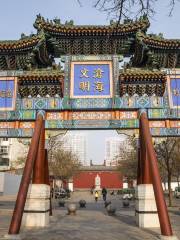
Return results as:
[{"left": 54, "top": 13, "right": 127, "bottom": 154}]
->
[
  {"left": 90, "top": 186, "right": 94, "bottom": 195},
  {"left": 51, "top": 187, "right": 54, "bottom": 198},
  {"left": 110, "top": 190, "right": 115, "bottom": 195},
  {"left": 102, "top": 187, "right": 107, "bottom": 201}
]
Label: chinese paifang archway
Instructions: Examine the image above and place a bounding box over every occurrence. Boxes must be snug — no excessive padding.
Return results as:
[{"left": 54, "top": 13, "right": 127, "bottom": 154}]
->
[{"left": 0, "top": 15, "right": 179, "bottom": 238}]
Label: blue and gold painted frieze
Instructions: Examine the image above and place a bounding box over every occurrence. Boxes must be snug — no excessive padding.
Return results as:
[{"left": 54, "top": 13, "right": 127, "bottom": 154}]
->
[
  {"left": 0, "top": 77, "right": 17, "bottom": 111},
  {"left": 70, "top": 61, "right": 113, "bottom": 98},
  {"left": 0, "top": 65, "right": 180, "bottom": 137},
  {"left": 0, "top": 110, "right": 36, "bottom": 121},
  {"left": 64, "top": 55, "right": 119, "bottom": 100},
  {"left": 15, "top": 95, "right": 166, "bottom": 110},
  {"left": 0, "top": 126, "right": 180, "bottom": 138},
  {"left": 167, "top": 73, "right": 180, "bottom": 109}
]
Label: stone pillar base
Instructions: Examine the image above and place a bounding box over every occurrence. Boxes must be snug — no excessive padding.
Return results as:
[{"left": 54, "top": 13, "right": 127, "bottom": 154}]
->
[
  {"left": 135, "top": 184, "right": 160, "bottom": 228},
  {"left": 3, "top": 234, "right": 21, "bottom": 240},
  {"left": 22, "top": 184, "right": 50, "bottom": 227},
  {"left": 159, "top": 235, "right": 179, "bottom": 240}
]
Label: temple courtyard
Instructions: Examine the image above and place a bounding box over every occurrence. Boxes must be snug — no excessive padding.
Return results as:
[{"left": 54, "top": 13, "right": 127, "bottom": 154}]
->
[{"left": 0, "top": 192, "right": 180, "bottom": 240}]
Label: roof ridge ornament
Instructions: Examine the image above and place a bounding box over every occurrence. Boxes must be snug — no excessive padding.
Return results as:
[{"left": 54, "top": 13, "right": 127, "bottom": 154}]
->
[{"left": 33, "top": 14, "right": 150, "bottom": 31}]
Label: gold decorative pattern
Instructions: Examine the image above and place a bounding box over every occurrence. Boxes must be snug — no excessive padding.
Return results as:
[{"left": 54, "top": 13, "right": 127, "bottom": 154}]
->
[
  {"left": 169, "top": 121, "right": 180, "bottom": 128},
  {"left": 0, "top": 122, "right": 15, "bottom": 128},
  {"left": 46, "top": 112, "right": 64, "bottom": 120},
  {"left": 149, "top": 121, "right": 166, "bottom": 128},
  {"left": 19, "top": 122, "right": 35, "bottom": 128},
  {"left": 71, "top": 111, "right": 112, "bottom": 120},
  {"left": 119, "top": 111, "right": 137, "bottom": 119}
]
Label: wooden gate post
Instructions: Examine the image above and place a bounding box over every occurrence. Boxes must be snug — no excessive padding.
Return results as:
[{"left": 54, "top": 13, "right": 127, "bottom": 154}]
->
[
  {"left": 44, "top": 149, "right": 52, "bottom": 216},
  {"left": 137, "top": 139, "right": 142, "bottom": 185},
  {"left": 8, "top": 113, "right": 44, "bottom": 235},
  {"left": 22, "top": 119, "right": 50, "bottom": 228},
  {"left": 136, "top": 119, "right": 160, "bottom": 228},
  {"left": 32, "top": 120, "right": 45, "bottom": 184},
  {"left": 140, "top": 112, "right": 173, "bottom": 237}
]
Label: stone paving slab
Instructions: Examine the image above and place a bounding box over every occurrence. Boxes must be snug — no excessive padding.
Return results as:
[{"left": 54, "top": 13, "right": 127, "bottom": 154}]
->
[
  {"left": 20, "top": 209, "right": 159, "bottom": 240},
  {"left": 0, "top": 192, "right": 179, "bottom": 240}
]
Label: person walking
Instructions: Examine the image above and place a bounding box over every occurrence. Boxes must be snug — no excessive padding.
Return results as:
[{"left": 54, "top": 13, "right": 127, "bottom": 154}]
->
[
  {"left": 102, "top": 187, "right": 107, "bottom": 201},
  {"left": 95, "top": 191, "right": 99, "bottom": 202},
  {"left": 90, "top": 186, "right": 94, "bottom": 195}
]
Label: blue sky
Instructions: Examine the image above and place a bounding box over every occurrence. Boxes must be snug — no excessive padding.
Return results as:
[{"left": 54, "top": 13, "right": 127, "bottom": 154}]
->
[
  {"left": 0, "top": 0, "right": 180, "bottom": 40},
  {"left": 0, "top": 0, "right": 180, "bottom": 164}
]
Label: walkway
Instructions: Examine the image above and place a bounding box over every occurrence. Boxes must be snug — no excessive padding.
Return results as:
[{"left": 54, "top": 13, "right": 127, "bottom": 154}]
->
[{"left": 0, "top": 192, "right": 180, "bottom": 240}]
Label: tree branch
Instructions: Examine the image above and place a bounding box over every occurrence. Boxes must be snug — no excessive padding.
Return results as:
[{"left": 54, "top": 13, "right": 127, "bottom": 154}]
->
[{"left": 93, "top": 0, "right": 178, "bottom": 22}]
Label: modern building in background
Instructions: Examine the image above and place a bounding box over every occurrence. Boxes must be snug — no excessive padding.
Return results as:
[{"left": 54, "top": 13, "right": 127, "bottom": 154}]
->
[
  {"left": 105, "top": 137, "right": 131, "bottom": 166},
  {"left": 62, "top": 133, "right": 87, "bottom": 166},
  {"left": 117, "top": 138, "right": 134, "bottom": 162},
  {"left": 0, "top": 138, "right": 28, "bottom": 171},
  {"left": 0, "top": 138, "right": 10, "bottom": 169}
]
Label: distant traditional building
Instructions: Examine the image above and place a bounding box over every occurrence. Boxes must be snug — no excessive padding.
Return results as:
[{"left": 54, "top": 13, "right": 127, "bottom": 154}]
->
[
  {"left": 62, "top": 133, "right": 87, "bottom": 166},
  {"left": 73, "top": 164, "right": 123, "bottom": 190}
]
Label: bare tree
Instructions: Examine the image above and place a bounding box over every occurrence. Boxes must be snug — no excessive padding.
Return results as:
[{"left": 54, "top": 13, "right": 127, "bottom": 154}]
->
[
  {"left": 117, "top": 137, "right": 137, "bottom": 184},
  {"left": 158, "top": 161, "right": 168, "bottom": 191},
  {"left": 78, "top": 0, "right": 180, "bottom": 23},
  {"left": 173, "top": 143, "right": 180, "bottom": 187},
  {"left": 9, "top": 155, "right": 27, "bottom": 175},
  {"left": 48, "top": 135, "right": 81, "bottom": 182},
  {"left": 155, "top": 138, "right": 180, "bottom": 207},
  {"left": 47, "top": 135, "right": 64, "bottom": 162},
  {"left": 9, "top": 139, "right": 29, "bottom": 172},
  {"left": 49, "top": 149, "right": 81, "bottom": 181}
]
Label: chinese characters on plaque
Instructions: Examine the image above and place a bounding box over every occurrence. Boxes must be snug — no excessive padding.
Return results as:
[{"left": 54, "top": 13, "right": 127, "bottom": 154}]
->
[
  {"left": 0, "top": 78, "right": 16, "bottom": 110},
  {"left": 71, "top": 62, "right": 112, "bottom": 98},
  {"left": 169, "top": 78, "right": 180, "bottom": 108}
]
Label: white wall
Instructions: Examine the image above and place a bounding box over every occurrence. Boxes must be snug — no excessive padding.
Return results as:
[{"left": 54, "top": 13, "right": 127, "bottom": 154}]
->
[
  {"left": 3, "top": 173, "right": 21, "bottom": 195},
  {"left": 162, "top": 182, "right": 179, "bottom": 191},
  {"left": 123, "top": 181, "right": 179, "bottom": 191}
]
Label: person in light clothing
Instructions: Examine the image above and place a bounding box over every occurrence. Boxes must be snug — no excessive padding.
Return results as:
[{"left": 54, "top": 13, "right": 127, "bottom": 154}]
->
[{"left": 95, "top": 191, "right": 99, "bottom": 202}]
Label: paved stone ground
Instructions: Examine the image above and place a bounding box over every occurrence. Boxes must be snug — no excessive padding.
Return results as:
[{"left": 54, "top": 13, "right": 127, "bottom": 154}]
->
[
  {"left": 0, "top": 192, "right": 180, "bottom": 240},
  {"left": 0, "top": 195, "right": 16, "bottom": 237}
]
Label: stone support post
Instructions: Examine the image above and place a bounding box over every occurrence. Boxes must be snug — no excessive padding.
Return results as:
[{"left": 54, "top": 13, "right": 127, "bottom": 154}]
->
[
  {"left": 138, "top": 112, "right": 173, "bottom": 237},
  {"left": 8, "top": 113, "right": 44, "bottom": 235},
  {"left": 22, "top": 184, "right": 50, "bottom": 227},
  {"left": 135, "top": 184, "right": 160, "bottom": 228},
  {"left": 23, "top": 120, "right": 50, "bottom": 227},
  {"left": 135, "top": 116, "right": 159, "bottom": 228}
]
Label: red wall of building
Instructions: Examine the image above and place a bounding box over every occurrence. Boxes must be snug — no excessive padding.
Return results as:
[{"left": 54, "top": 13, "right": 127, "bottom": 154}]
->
[{"left": 73, "top": 171, "right": 123, "bottom": 189}]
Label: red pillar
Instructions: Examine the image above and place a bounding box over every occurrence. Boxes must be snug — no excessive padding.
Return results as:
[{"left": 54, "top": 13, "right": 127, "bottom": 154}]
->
[
  {"left": 140, "top": 112, "right": 173, "bottom": 236},
  {"left": 9, "top": 114, "right": 44, "bottom": 235},
  {"left": 137, "top": 147, "right": 142, "bottom": 185},
  {"left": 140, "top": 129, "right": 152, "bottom": 184},
  {"left": 32, "top": 121, "right": 45, "bottom": 184},
  {"left": 44, "top": 149, "right": 52, "bottom": 216}
]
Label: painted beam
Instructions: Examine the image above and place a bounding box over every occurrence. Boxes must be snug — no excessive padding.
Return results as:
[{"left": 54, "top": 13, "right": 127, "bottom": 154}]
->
[{"left": 0, "top": 127, "right": 180, "bottom": 138}]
